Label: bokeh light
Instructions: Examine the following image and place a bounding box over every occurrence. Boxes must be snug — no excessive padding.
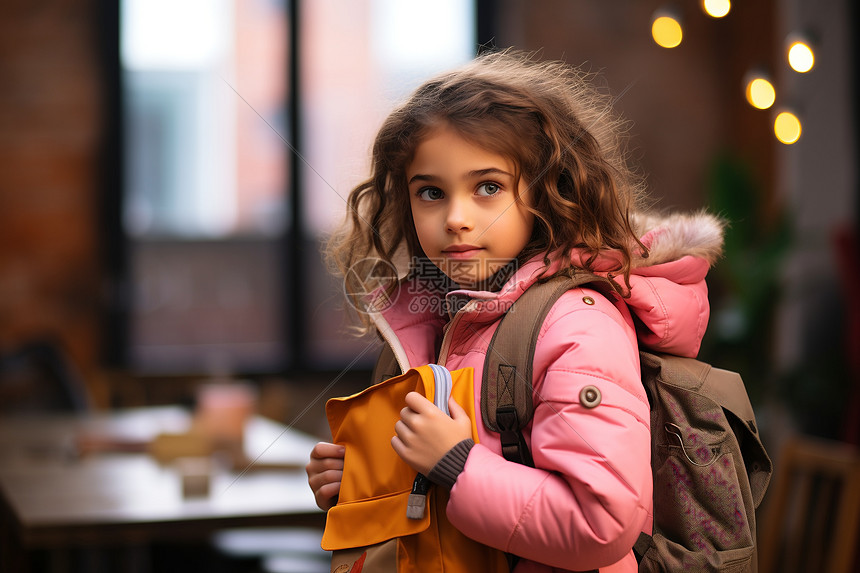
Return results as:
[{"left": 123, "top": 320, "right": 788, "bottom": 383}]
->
[
  {"left": 774, "top": 111, "right": 802, "bottom": 144},
  {"left": 745, "top": 76, "right": 776, "bottom": 110},
  {"left": 788, "top": 40, "right": 815, "bottom": 73},
  {"left": 651, "top": 13, "right": 683, "bottom": 48},
  {"left": 702, "top": 0, "right": 731, "bottom": 18}
]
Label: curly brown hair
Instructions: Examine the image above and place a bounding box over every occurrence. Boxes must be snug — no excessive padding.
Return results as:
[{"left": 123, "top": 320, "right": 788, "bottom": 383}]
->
[{"left": 326, "top": 50, "right": 649, "bottom": 321}]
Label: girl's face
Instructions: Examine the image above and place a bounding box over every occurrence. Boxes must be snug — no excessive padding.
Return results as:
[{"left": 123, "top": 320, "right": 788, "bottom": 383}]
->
[{"left": 406, "top": 125, "right": 535, "bottom": 288}]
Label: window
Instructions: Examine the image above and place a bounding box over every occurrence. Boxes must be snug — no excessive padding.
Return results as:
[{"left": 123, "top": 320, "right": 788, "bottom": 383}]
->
[
  {"left": 120, "top": 0, "right": 289, "bottom": 374},
  {"left": 300, "top": 0, "right": 476, "bottom": 367},
  {"left": 117, "top": 0, "right": 475, "bottom": 374}
]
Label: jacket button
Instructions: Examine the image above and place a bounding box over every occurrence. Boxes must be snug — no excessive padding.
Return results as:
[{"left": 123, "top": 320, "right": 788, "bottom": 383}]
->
[
  {"left": 582, "top": 296, "right": 595, "bottom": 305},
  {"left": 580, "top": 385, "right": 602, "bottom": 408}
]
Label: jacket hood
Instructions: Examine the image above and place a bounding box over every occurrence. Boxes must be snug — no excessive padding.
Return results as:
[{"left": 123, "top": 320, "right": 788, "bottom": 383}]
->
[
  {"left": 624, "top": 210, "right": 724, "bottom": 356},
  {"left": 373, "top": 211, "right": 724, "bottom": 362},
  {"left": 632, "top": 210, "right": 724, "bottom": 267}
]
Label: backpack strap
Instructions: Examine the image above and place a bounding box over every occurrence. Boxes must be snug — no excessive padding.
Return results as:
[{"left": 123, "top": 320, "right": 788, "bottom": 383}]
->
[
  {"left": 372, "top": 342, "right": 401, "bottom": 384},
  {"left": 481, "top": 272, "right": 612, "bottom": 466}
]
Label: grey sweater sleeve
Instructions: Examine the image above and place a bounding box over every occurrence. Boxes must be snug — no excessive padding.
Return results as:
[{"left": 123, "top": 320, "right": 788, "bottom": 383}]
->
[{"left": 427, "top": 439, "right": 475, "bottom": 489}]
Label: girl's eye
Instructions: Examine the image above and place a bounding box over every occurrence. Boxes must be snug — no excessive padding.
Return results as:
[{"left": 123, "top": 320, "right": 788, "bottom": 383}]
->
[
  {"left": 476, "top": 182, "right": 501, "bottom": 196},
  {"left": 417, "top": 187, "right": 444, "bottom": 201}
]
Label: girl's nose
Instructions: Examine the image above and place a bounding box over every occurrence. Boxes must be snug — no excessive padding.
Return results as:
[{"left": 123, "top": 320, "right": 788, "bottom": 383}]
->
[{"left": 445, "top": 197, "right": 472, "bottom": 233}]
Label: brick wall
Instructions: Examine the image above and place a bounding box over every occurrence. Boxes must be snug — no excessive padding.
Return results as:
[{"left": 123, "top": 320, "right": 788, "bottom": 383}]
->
[{"left": 0, "top": 0, "right": 104, "bottom": 399}]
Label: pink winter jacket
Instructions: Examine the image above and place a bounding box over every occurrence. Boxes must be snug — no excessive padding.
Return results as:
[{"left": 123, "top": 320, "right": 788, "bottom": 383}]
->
[{"left": 369, "top": 213, "right": 724, "bottom": 572}]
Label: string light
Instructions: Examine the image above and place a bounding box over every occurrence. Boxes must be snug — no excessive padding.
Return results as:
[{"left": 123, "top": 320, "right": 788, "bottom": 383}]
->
[
  {"left": 649, "top": 8, "right": 813, "bottom": 144},
  {"left": 744, "top": 72, "right": 776, "bottom": 110},
  {"left": 702, "top": 0, "right": 731, "bottom": 18},
  {"left": 651, "top": 9, "right": 683, "bottom": 48},
  {"left": 787, "top": 35, "right": 815, "bottom": 73},
  {"left": 774, "top": 111, "right": 802, "bottom": 144}
]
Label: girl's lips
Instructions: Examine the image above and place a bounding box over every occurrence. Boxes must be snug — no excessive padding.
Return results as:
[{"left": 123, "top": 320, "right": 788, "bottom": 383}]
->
[{"left": 442, "top": 246, "right": 484, "bottom": 259}]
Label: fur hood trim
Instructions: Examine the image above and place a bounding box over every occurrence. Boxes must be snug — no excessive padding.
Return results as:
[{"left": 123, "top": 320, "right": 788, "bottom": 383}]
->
[{"left": 632, "top": 211, "right": 725, "bottom": 268}]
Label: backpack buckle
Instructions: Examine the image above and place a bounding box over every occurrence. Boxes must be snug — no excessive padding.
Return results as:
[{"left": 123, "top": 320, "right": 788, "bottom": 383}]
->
[
  {"left": 497, "top": 406, "right": 520, "bottom": 458},
  {"left": 496, "top": 407, "right": 519, "bottom": 439},
  {"left": 497, "top": 407, "right": 533, "bottom": 466}
]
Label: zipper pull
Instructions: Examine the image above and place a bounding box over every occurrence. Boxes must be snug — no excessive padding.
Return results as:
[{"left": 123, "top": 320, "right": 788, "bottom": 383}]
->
[{"left": 406, "top": 473, "right": 430, "bottom": 519}]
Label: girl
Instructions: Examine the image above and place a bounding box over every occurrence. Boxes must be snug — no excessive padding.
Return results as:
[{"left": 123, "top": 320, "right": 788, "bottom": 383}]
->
[{"left": 306, "top": 50, "right": 724, "bottom": 572}]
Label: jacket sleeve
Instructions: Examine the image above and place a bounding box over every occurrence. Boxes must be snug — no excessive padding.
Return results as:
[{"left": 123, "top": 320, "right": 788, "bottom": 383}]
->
[{"left": 445, "top": 289, "right": 653, "bottom": 571}]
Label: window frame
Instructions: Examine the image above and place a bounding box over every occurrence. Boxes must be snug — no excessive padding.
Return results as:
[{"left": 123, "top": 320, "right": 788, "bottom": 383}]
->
[{"left": 99, "top": 0, "right": 492, "bottom": 375}]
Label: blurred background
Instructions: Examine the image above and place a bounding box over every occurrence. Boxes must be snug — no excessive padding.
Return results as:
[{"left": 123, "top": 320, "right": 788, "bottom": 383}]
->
[{"left": 0, "top": 0, "right": 858, "bottom": 570}]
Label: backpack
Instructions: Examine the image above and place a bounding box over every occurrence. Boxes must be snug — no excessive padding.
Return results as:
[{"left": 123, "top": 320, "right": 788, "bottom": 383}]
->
[
  {"left": 322, "top": 364, "right": 510, "bottom": 573},
  {"left": 374, "top": 272, "right": 773, "bottom": 572}
]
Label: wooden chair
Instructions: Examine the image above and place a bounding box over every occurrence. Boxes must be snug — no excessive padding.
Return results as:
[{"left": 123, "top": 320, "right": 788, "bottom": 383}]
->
[
  {"left": 757, "top": 436, "right": 860, "bottom": 573},
  {"left": 0, "top": 339, "right": 90, "bottom": 415},
  {"left": 833, "top": 226, "right": 860, "bottom": 446}
]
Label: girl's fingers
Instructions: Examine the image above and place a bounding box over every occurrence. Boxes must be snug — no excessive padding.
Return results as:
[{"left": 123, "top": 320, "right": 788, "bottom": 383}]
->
[
  {"left": 391, "top": 434, "right": 424, "bottom": 473},
  {"left": 403, "top": 391, "right": 435, "bottom": 412},
  {"left": 316, "top": 481, "right": 340, "bottom": 501},
  {"left": 310, "top": 441, "right": 345, "bottom": 460},
  {"left": 314, "top": 481, "right": 341, "bottom": 511},
  {"left": 308, "top": 468, "right": 343, "bottom": 491},
  {"left": 390, "top": 435, "right": 404, "bottom": 458},
  {"left": 306, "top": 456, "right": 344, "bottom": 476},
  {"left": 448, "top": 396, "right": 466, "bottom": 417},
  {"left": 393, "top": 419, "right": 416, "bottom": 445},
  {"left": 399, "top": 406, "right": 414, "bottom": 423},
  {"left": 305, "top": 450, "right": 344, "bottom": 475},
  {"left": 306, "top": 442, "right": 345, "bottom": 511},
  {"left": 448, "top": 397, "right": 471, "bottom": 431}
]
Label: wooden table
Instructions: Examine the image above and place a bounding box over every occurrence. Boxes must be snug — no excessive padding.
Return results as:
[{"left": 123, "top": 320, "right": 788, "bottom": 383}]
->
[{"left": 0, "top": 406, "right": 324, "bottom": 571}]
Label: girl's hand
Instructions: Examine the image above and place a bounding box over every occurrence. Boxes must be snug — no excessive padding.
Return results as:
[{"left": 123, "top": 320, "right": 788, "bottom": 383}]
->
[
  {"left": 305, "top": 441, "right": 345, "bottom": 511},
  {"left": 391, "top": 391, "right": 472, "bottom": 475}
]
